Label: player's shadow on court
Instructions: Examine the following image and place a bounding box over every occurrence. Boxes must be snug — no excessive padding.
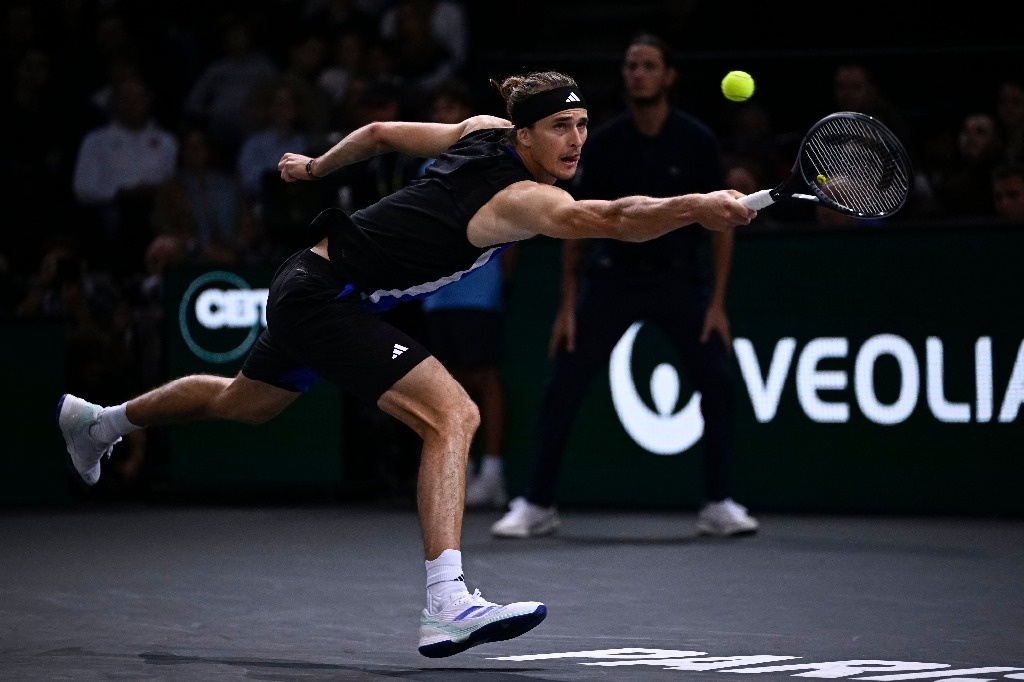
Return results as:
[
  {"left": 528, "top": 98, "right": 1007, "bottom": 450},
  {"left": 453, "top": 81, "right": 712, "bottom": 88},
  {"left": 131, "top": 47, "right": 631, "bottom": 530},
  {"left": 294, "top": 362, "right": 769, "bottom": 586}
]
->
[
  {"left": 141, "top": 652, "right": 539, "bottom": 679},
  {"left": 478, "top": 533, "right": 720, "bottom": 550},
  {"left": 558, "top": 533, "right": 742, "bottom": 546}
]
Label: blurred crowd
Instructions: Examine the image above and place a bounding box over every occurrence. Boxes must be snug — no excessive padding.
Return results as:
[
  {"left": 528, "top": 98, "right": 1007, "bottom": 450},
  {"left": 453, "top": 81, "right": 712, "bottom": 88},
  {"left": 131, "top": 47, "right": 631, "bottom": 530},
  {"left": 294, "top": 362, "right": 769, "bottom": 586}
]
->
[
  {"left": 2, "top": 0, "right": 470, "bottom": 292},
  {"left": 2, "top": 0, "right": 473, "bottom": 490},
  {"left": 1, "top": 0, "right": 1021, "bottom": 493}
]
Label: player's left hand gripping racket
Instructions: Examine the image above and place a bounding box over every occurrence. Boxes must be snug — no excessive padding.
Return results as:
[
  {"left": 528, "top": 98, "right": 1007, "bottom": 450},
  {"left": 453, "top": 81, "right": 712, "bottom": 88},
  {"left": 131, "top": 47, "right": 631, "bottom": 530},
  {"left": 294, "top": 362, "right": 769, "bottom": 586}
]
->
[{"left": 741, "top": 111, "right": 913, "bottom": 219}]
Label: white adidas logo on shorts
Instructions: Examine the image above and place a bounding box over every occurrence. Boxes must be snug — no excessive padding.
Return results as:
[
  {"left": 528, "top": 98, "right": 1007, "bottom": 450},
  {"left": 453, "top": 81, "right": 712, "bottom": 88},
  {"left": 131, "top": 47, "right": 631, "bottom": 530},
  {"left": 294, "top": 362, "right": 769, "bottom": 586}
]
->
[
  {"left": 392, "top": 343, "right": 408, "bottom": 360},
  {"left": 565, "top": 92, "right": 581, "bottom": 103}
]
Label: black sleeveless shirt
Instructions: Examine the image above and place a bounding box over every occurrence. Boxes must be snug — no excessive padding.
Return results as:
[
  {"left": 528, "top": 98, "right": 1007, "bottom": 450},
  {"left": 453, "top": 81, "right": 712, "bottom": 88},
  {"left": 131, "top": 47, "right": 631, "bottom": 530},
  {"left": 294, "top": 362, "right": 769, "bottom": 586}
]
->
[{"left": 312, "top": 128, "right": 532, "bottom": 311}]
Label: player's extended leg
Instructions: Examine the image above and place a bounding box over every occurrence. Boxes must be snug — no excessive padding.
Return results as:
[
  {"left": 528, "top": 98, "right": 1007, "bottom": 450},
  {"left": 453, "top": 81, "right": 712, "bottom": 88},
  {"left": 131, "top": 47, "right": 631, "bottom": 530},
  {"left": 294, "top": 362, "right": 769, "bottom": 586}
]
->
[
  {"left": 58, "top": 374, "right": 299, "bottom": 486},
  {"left": 126, "top": 373, "right": 299, "bottom": 426},
  {"left": 377, "top": 356, "right": 546, "bottom": 657}
]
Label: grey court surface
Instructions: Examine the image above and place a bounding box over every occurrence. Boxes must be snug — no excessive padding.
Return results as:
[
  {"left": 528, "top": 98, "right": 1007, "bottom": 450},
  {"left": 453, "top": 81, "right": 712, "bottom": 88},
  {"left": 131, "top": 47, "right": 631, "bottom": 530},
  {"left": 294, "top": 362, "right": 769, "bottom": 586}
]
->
[{"left": 2, "top": 504, "right": 1022, "bottom": 681}]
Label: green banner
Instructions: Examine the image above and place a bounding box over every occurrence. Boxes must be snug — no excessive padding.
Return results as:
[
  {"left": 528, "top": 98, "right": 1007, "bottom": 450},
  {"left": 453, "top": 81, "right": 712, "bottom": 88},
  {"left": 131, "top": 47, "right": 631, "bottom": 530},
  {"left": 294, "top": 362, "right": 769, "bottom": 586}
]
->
[
  {"left": 157, "top": 224, "right": 1022, "bottom": 515},
  {"left": 15, "top": 224, "right": 1018, "bottom": 512},
  {"left": 500, "top": 227, "right": 1024, "bottom": 516}
]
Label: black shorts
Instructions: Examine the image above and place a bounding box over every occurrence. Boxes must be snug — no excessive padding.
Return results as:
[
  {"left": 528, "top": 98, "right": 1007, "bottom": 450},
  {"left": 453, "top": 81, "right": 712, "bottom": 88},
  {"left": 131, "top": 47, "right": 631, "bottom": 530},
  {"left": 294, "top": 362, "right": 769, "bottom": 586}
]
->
[
  {"left": 421, "top": 309, "right": 503, "bottom": 370},
  {"left": 241, "top": 249, "right": 430, "bottom": 404}
]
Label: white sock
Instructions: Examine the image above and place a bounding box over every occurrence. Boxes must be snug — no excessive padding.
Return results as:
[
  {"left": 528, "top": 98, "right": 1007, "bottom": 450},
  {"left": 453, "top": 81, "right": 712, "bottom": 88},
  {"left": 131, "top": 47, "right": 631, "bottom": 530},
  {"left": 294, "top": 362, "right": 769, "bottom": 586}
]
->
[
  {"left": 91, "top": 403, "right": 140, "bottom": 445},
  {"left": 425, "top": 548, "right": 469, "bottom": 613},
  {"left": 478, "top": 455, "right": 503, "bottom": 479}
]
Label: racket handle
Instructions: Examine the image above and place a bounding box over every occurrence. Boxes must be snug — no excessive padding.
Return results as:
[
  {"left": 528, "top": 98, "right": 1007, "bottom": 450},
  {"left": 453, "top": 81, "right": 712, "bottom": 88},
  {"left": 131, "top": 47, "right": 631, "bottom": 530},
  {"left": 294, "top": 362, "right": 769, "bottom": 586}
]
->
[{"left": 740, "top": 190, "right": 775, "bottom": 210}]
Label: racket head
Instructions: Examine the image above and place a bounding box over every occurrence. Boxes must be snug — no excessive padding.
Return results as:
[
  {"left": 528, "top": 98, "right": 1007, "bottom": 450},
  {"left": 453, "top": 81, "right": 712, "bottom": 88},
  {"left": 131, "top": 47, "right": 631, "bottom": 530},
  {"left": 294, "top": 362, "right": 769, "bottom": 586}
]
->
[{"left": 796, "top": 111, "right": 914, "bottom": 219}]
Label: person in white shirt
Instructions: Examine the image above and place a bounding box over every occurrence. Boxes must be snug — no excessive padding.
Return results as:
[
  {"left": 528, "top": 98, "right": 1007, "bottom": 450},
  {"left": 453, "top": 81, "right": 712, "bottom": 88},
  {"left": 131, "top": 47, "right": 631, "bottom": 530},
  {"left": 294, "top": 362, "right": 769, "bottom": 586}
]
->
[{"left": 71, "top": 74, "right": 178, "bottom": 279}]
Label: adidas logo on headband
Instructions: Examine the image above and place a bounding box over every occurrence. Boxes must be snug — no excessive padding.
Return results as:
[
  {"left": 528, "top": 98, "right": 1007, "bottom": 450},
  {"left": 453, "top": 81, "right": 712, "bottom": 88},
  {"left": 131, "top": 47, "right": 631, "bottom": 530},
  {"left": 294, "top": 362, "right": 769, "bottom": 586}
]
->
[{"left": 510, "top": 85, "right": 588, "bottom": 127}]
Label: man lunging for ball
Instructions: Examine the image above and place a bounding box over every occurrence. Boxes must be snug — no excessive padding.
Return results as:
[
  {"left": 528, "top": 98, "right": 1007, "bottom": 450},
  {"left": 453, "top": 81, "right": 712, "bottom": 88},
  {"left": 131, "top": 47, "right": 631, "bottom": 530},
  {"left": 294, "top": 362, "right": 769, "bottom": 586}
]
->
[{"left": 57, "top": 70, "right": 755, "bottom": 657}]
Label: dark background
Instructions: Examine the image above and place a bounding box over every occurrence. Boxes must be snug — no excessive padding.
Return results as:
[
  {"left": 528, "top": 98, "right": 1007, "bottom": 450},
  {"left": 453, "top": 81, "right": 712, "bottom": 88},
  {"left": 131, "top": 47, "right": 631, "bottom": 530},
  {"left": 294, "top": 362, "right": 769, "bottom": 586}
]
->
[
  {"left": 464, "top": 1, "right": 1022, "bottom": 179},
  {"left": 4, "top": 0, "right": 1021, "bottom": 511}
]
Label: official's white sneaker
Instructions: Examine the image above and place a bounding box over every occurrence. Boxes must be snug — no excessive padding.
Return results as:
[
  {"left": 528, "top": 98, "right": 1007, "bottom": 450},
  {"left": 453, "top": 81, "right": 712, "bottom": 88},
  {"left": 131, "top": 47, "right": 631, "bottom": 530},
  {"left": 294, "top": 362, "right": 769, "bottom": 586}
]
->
[
  {"left": 490, "top": 497, "right": 559, "bottom": 538},
  {"left": 696, "top": 498, "right": 759, "bottom": 537},
  {"left": 57, "top": 394, "right": 120, "bottom": 486},
  {"left": 465, "top": 473, "right": 508, "bottom": 509},
  {"left": 418, "top": 588, "right": 546, "bottom": 658}
]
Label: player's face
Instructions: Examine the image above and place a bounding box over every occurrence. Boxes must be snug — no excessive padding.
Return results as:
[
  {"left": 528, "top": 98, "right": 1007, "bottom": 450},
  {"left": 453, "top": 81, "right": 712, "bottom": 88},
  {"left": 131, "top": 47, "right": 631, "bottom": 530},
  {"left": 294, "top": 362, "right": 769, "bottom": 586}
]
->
[
  {"left": 522, "top": 109, "right": 588, "bottom": 182},
  {"left": 622, "top": 44, "right": 674, "bottom": 102}
]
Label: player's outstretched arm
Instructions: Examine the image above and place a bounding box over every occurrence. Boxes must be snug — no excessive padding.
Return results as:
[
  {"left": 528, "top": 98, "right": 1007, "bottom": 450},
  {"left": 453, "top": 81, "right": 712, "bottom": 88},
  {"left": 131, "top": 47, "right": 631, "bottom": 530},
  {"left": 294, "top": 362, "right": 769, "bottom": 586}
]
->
[
  {"left": 468, "top": 183, "right": 755, "bottom": 246},
  {"left": 279, "top": 116, "right": 512, "bottom": 183},
  {"left": 562, "top": 189, "right": 755, "bottom": 238}
]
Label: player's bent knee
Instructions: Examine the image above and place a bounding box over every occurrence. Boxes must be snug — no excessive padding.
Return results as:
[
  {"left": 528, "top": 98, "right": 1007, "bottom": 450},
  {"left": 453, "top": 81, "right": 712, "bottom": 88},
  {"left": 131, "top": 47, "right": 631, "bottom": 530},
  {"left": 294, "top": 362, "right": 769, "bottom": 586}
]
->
[
  {"left": 378, "top": 357, "right": 479, "bottom": 443},
  {"left": 419, "top": 391, "right": 479, "bottom": 447},
  {"left": 445, "top": 396, "right": 480, "bottom": 453}
]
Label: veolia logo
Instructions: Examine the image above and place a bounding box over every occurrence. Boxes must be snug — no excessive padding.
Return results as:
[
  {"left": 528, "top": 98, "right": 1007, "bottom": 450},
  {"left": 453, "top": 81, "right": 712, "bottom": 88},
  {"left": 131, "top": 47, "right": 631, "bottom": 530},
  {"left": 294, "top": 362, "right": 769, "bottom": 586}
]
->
[
  {"left": 610, "top": 323, "right": 1024, "bottom": 456},
  {"left": 178, "top": 271, "right": 269, "bottom": 364}
]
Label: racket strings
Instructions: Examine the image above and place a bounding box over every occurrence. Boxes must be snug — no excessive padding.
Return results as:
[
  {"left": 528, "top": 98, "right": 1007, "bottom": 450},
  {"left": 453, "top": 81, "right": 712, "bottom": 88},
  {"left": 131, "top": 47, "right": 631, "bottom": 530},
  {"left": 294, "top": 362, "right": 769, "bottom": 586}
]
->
[{"left": 802, "top": 117, "right": 911, "bottom": 216}]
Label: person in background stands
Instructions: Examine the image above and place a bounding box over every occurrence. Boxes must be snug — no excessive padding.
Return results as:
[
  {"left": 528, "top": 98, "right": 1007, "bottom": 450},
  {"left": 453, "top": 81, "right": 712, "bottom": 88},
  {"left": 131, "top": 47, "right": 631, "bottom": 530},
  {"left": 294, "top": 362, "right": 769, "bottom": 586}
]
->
[
  {"left": 71, "top": 73, "right": 178, "bottom": 283},
  {"left": 236, "top": 78, "right": 319, "bottom": 263},
  {"left": 182, "top": 14, "right": 279, "bottom": 167},
  {"left": 377, "top": 0, "right": 467, "bottom": 95},
  {"left": 992, "top": 164, "right": 1024, "bottom": 222},
  {"left": 934, "top": 111, "right": 1006, "bottom": 219},
  {"left": 829, "top": 62, "right": 908, "bottom": 140},
  {"left": 152, "top": 124, "right": 254, "bottom": 269},
  {"left": 995, "top": 78, "right": 1024, "bottom": 165}
]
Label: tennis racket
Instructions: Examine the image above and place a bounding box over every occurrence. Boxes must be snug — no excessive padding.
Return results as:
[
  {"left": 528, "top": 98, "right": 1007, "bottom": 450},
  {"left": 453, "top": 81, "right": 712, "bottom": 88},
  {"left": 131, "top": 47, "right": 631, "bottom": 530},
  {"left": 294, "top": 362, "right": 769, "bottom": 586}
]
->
[{"left": 741, "top": 111, "right": 913, "bottom": 219}]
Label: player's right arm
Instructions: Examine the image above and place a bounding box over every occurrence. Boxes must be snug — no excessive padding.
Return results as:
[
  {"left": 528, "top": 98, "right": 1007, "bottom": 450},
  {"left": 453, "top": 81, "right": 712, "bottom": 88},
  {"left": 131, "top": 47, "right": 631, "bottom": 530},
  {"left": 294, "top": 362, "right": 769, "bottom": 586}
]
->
[{"left": 467, "top": 181, "right": 754, "bottom": 247}]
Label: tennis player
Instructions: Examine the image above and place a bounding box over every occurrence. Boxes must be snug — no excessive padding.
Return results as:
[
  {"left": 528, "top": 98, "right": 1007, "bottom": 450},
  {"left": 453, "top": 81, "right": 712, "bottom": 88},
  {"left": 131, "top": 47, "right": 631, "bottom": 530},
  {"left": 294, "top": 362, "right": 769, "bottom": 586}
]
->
[{"left": 57, "top": 70, "right": 755, "bottom": 658}]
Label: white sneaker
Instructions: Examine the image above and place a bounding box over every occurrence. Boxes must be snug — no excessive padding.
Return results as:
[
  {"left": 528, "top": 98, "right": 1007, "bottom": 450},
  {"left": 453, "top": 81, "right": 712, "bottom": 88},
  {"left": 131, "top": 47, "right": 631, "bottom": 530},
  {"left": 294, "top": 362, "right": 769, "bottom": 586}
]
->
[
  {"left": 418, "top": 588, "right": 546, "bottom": 658},
  {"left": 696, "top": 498, "right": 759, "bottom": 537},
  {"left": 465, "top": 473, "right": 508, "bottom": 509},
  {"left": 490, "top": 497, "right": 559, "bottom": 538},
  {"left": 57, "top": 394, "right": 120, "bottom": 486}
]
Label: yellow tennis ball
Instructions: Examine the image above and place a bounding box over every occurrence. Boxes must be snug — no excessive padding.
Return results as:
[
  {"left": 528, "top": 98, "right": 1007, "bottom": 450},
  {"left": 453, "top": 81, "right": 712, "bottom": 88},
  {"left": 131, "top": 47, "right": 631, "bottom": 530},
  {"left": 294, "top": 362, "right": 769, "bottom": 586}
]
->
[
  {"left": 816, "top": 173, "right": 827, "bottom": 185},
  {"left": 721, "top": 70, "right": 755, "bottom": 102}
]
